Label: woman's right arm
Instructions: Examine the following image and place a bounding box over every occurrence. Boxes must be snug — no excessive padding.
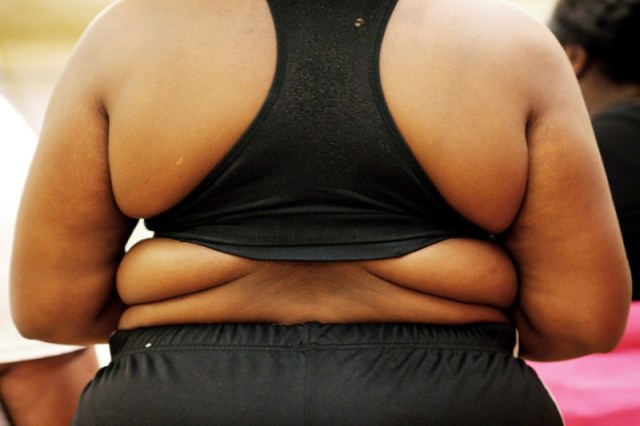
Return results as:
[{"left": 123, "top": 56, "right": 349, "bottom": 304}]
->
[{"left": 503, "top": 27, "right": 631, "bottom": 361}]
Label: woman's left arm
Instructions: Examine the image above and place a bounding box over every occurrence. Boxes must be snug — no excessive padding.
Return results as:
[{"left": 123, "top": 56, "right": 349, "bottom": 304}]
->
[{"left": 10, "top": 18, "right": 137, "bottom": 345}]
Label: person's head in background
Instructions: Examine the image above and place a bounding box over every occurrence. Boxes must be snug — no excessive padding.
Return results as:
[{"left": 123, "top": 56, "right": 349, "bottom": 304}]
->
[{"left": 549, "top": 0, "right": 640, "bottom": 116}]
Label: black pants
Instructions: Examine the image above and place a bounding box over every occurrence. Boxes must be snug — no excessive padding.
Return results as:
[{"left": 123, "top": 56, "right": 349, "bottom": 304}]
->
[{"left": 74, "top": 322, "right": 563, "bottom": 425}]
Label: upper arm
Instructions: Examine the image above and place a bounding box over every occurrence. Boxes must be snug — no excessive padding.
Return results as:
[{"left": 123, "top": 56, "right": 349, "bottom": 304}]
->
[
  {"left": 502, "top": 27, "right": 631, "bottom": 360},
  {"left": 10, "top": 6, "right": 137, "bottom": 344}
]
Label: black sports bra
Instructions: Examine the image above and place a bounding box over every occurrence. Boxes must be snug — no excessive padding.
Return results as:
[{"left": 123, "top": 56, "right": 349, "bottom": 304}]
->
[{"left": 145, "top": 0, "right": 488, "bottom": 261}]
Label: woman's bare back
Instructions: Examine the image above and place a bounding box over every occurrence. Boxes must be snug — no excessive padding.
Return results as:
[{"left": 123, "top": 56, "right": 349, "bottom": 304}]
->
[{"left": 103, "top": 0, "right": 527, "bottom": 328}]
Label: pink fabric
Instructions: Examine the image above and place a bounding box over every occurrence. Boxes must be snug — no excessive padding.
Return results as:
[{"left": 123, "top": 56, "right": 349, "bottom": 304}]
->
[{"left": 528, "top": 302, "right": 640, "bottom": 425}]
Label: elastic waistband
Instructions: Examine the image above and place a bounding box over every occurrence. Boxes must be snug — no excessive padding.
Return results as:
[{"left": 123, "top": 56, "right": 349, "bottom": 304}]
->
[{"left": 110, "top": 322, "right": 516, "bottom": 360}]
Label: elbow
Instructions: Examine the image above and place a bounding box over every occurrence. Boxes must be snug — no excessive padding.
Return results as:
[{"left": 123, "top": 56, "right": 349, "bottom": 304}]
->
[
  {"left": 12, "top": 309, "right": 73, "bottom": 344},
  {"left": 11, "top": 304, "right": 113, "bottom": 346},
  {"left": 568, "top": 317, "right": 628, "bottom": 357},
  {"left": 10, "top": 291, "right": 70, "bottom": 343},
  {"left": 584, "top": 312, "right": 629, "bottom": 354},
  {"left": 13, "top": 316, "right": 108, "bottom": 346},
  {"left": 567, "top": 323, "right": 627, "bottom": 358},
  {"left": 517, "top": 271, "right": 632, "bottom": 361},
  {"left": 516, "top": 303, "right": 630, "bottom": 361},
  {"left": 12, "top": 314, "right": 59, "bottom": 343},
  {"left": 11, "top": 275, "right": 121, "bottom": 345},
  {"left": 585, "top": 276, "right": 633, "bottom": 354},
  {"left": 519, "top": 330, "right": 622, "bottom": 362}
]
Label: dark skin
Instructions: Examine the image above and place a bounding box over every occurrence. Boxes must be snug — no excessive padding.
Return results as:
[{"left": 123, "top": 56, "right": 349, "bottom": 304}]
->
[
  {"left": 0, "top": 348, "right": 98, "bottom": 426},
  {"left": 11, "top": 0, "right": 631, "bottom": 361}
]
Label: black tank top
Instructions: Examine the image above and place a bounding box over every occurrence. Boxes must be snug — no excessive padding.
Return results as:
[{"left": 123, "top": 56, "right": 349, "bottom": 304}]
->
[
  {"left": 145, "top": 0, "right": 488, "bottom": 261},
  {"left": 592, "top": 102, "right": 640, "bottom": 299}
]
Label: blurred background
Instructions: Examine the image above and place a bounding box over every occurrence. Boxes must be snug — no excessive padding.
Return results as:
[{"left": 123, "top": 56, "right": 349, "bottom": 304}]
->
[
  {"left": 1, "top": 0, "right": 114, "bottom": 129},
  {"left": 1, "top": 0, "right": 556, "bottom": 131}
]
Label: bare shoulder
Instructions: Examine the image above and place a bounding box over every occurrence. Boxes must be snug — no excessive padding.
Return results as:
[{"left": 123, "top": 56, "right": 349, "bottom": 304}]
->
[
  {"left": 67, "top": 0, "right": 270, "bottom": 106},
  {"left": 444, "top": 0, "right": 588, "bottom": 125},
  {"left": 435, "top": 0, "right": 560, "bottom": 53},
  {"left": 75, "top": 0, "right": 263, "bottom": 53},
  {"left": 62, "top": 0, "right": 207, "bottom": 83},
  {"left": 66, "top": 0, "right": 191, "bottom": 71},
  {"left": 395, "top": 0, "right": 572, "bottom": 103},
  {"left": 80, "top": 0, "right": 209, "bottom": 36},
  {"left": 54, "top": 0, "right": 158, "bottom": 100},
  {"left": 457, "top": 0, "right": 567, "bottom": 75}
]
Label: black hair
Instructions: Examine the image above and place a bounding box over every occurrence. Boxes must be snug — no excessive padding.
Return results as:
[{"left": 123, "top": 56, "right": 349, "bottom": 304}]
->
[{"left": 549, "top": 0, "right": 640, "bottom": 83}]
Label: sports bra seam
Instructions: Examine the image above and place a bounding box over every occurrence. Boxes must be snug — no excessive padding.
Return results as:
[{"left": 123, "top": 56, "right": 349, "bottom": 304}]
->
[
  {"left": 189, "top": 210, "right": 436, "bottom": 218},
  {"left": 150, "top": 210, "right": 435, "bottom": 231},
  {"left": 155, "top": 232, "right": 457, "bottom": 247}
]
